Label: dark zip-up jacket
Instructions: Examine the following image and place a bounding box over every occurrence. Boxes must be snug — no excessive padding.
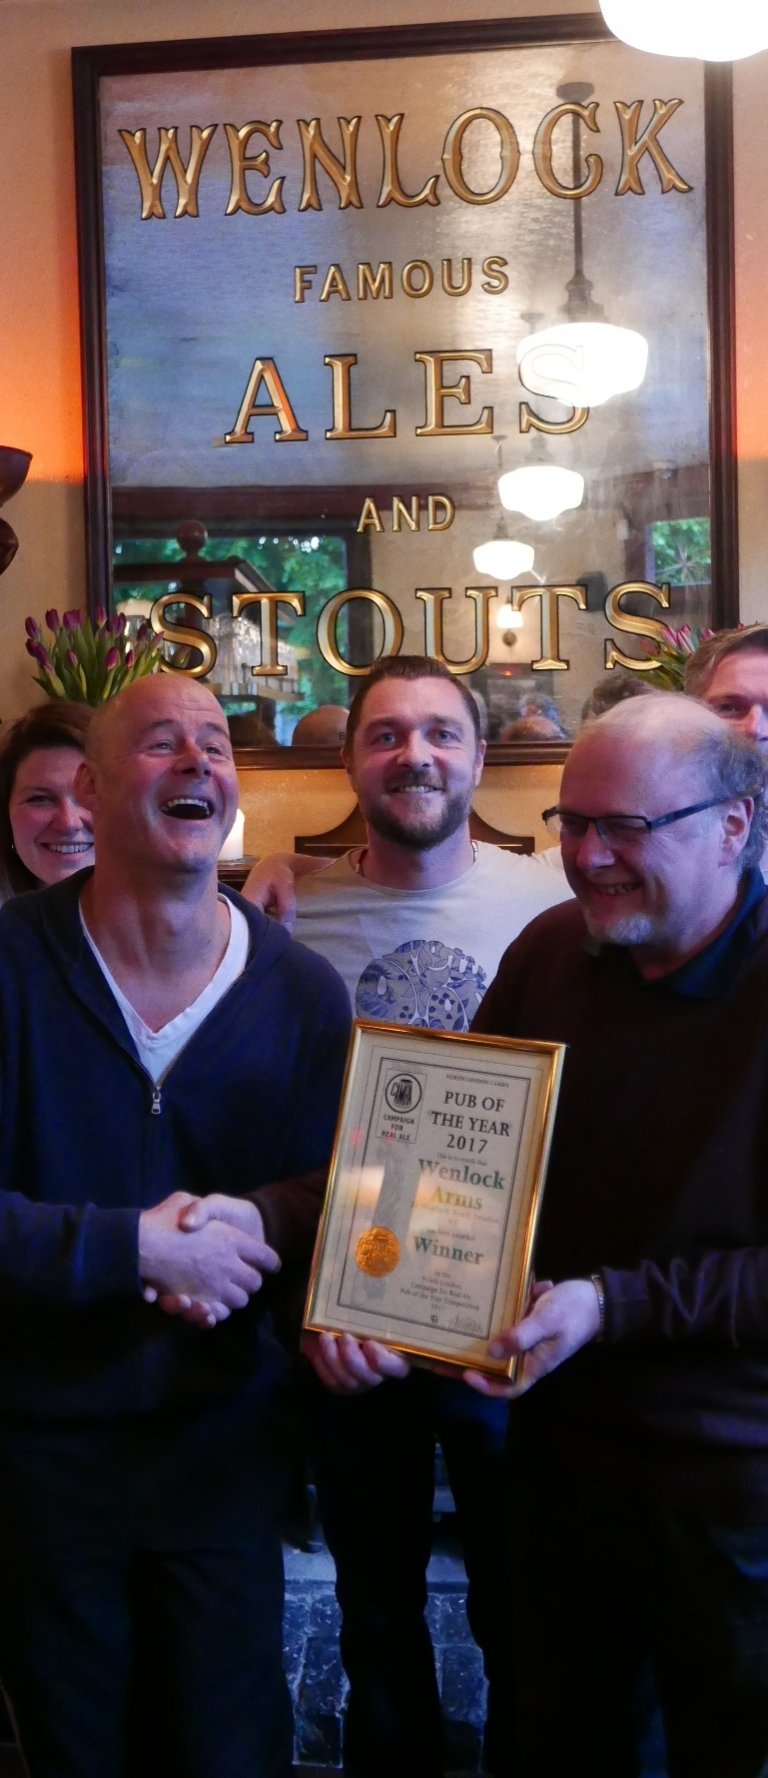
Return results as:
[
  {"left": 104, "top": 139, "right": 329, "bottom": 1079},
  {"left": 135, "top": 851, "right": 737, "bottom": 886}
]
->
[{"left": 0, "top": 874, "right": 350, "bottom": 1422}]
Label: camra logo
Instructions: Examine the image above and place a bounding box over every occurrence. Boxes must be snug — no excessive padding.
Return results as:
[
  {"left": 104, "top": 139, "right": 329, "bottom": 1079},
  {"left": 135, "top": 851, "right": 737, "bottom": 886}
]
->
[{"left": 384, "top": 1073, "right": 423, "bottom": 1114}]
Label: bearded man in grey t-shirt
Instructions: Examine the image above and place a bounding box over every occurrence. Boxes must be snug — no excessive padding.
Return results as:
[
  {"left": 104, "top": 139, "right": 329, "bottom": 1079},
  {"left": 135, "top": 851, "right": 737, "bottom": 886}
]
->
[{"left": 245, "top": 656, "right": 571, "bottom": 1778}]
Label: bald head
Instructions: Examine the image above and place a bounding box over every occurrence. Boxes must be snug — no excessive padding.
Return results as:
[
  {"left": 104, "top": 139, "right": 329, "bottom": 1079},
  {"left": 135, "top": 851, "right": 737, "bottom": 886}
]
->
[
  {"left": 86, "top": 674, "right": 228, "bottom": 766},
  {"left": 292, "top": 704, "right": 348, "bottom": 748},
  {"left": 562, "top": 688, "right": 767, "bottom": 876},
  {"left": 76, "top": 673, "right": 238, "bottom": 885},
  {"left": 577, "top": 686, "right": 740, "bottom": 766},
  {"left": 556, "top": 689, "right": 767, "bottom": 968}
]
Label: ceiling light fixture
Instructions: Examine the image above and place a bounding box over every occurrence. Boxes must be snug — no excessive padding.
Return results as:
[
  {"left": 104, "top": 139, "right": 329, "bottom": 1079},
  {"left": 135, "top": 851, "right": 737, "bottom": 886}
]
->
[
  {"left": 517, "top": 84, "right": 648, "bottom": 409},
  {"left": 599, "top": 0, "right": 768, "bottom": 60},
  {"left": 473, "top": 437, "right": 535, "bottom": 582},
  {"left": 472, "top": 538, "right": 535, "bottom": 581},
  {"left": 498, "top": 463, "right": 584, "bottom": 522}
]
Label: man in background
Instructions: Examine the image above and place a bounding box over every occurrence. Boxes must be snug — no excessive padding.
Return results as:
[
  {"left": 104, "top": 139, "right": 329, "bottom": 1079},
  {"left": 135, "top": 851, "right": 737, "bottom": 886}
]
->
[
  {"left": 0, "top": 674, "right": 349, "bottom": 1778},
  {"left": 272, "top": 655, "right": 571, "bottom": 1778},
  {"left": 685, "top": 621, "right": 768, "bottom": 752}
]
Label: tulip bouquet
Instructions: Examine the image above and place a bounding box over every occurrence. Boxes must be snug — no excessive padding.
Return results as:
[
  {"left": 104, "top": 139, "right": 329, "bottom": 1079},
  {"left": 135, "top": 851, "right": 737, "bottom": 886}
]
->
[
  {"left": 25, "top": 607, "right": 162, "bottom": 705},
  {"left": 643, "top": 623, "right": 717, "bottom": 691}
]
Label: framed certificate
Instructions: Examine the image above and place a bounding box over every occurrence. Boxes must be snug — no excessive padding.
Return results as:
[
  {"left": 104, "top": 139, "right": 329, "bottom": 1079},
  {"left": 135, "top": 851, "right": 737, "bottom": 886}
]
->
[{"left": 304, "top": 1021, "right": 565, "bottom": 1378}]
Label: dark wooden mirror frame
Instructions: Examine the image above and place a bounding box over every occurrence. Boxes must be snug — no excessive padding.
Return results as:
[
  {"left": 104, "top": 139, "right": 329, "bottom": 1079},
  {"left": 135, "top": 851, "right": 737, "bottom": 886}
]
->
[{"left": 72, "top": 14, "right": 737, "bottom": 771}]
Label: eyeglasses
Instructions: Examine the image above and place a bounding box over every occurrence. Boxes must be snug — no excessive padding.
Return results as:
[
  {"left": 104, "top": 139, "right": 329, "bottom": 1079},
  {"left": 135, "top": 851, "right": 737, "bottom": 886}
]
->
[{"left": 541, "top": 794, "right": 751, "bottom": 844}]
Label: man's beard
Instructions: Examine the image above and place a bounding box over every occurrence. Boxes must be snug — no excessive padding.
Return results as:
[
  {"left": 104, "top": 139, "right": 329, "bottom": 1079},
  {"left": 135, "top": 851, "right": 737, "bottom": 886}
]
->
[
  {"left": 363, "top": 777, "right": 473, "bottom": 851},
  {"left": 581, "top": 907, "right": 656, "bottom": 948}
]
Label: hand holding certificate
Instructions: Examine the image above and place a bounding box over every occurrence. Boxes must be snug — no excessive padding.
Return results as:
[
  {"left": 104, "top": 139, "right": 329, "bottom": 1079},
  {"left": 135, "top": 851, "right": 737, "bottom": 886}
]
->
[{"left": 304, "top": 1022, "right": 565, "bottom": 1380}]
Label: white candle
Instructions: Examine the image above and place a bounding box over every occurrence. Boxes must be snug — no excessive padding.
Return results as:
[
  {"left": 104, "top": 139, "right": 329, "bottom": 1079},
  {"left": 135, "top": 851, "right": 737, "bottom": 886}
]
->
[{"left": 219, "top": 807, "right": 245, "bottom": 861}]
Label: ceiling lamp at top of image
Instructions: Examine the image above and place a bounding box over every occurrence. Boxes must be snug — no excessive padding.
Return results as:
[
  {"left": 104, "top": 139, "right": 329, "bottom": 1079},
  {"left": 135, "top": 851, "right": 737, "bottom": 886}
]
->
[
  {"left": 516, "top": 83, "right": 648, "bottom": 410},
  {"left": 599, "top": 0, "right": 768, "bottom": 60},
  {"left": 498, "top": 464, "right": 584, "bottom": 522}
]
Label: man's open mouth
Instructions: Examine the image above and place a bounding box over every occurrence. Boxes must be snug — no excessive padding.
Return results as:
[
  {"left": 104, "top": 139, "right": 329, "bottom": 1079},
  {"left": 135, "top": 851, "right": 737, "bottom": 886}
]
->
[{"left": 160, "top": 797, "right": 214, "bottom": 821}]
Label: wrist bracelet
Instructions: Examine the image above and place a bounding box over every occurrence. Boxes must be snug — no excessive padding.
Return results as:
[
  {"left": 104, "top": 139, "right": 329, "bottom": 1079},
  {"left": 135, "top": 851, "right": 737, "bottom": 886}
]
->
[{"left": 589, "top": 1272, "right": 606, "bottom": 1341}]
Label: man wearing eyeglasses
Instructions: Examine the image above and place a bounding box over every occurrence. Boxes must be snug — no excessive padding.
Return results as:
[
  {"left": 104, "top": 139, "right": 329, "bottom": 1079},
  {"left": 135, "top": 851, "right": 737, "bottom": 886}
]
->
[{"left": 466, "top": 690, "right": 768, "bottom": 1778}]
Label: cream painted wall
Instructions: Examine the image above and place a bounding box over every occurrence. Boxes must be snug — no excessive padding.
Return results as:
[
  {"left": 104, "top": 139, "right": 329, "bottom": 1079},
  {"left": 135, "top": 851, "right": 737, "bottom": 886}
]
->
[{"left": 1, "top": 0, "right": 766, "bottom": 845}]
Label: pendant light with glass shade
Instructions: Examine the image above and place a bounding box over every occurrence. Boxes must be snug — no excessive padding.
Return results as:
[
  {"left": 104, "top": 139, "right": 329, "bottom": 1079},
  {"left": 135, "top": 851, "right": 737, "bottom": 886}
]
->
[
  {"left": 599, "top": 0, "right": 768, "bottom": 60},
  {"left": 516, "top": 84, "right": 648, "bottom": 409},
  {"left": 498, "top": 461, "right": 584, "bottom": 522},
  {"left": 472, "top": 438, "right": 535, "bottom": 582}
]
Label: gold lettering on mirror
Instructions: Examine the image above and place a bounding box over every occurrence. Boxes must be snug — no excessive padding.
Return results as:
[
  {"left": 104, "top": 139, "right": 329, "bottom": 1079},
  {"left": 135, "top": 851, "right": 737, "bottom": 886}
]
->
[
  {"left": 376, "top": 113, "right": 440, "bottom": 208},
  {"left": 428, "top": 495, "right": 455, "bottom": 531},
  {"left": 533, "top": 100, "right": 603, "bottom": 199},
  {"left": 519, "top": 400, "right": 590, "bottom": 434},
  {"left": 614, "top": 99, "right": 691, "bottom": 197},
  {"left": 298, "top": 117, "right": 363, "bottom": 211},
  {"left": 320, "top": 266, "right": 353, "bottom": 301},
  {"left": 512, "top": 585, "right": 588, "bottom": 671},
  {"left": 357, "top": 262, "right": 394, "bottom": 300},
  {"left": 441, "top": 109, "right": 520, "bottom": 205},
  {"left": 151, "top": 593, "right": 217, "bottom": 676},
  {"left": 481, "top": 257, "right": 509, "bottom": 293},
  {"left": 118, "top": 125, "right": 216, "bottom": 220},
  {"left": 416, "top": 587, "right": 494, "bottom": 674},
  {"left": 356, "top": 494, "right": 456, "bottom": 533},
  {"left": 392, "top": 497, "right": 420, "bottom": 532},
  {"left": 223, "top": 358, "right": 308, "bottom": 444},
  {"left": 603, "top": 581, "right": 672, "bottom": 669},
  {"left": 231, "top": 591, "right": 305, "bottom": 676},
  {"left": 415, "top": 351, "right": 493, "bottom": 437},
  {"left": 317, "top": 590, "right": 404, "bottom": 673},
  {"left": 325, "top": 355, "right": 397, "bottom": 440},
  {"left": 224, "top": 121, "right": 286, "bottom": 216}
]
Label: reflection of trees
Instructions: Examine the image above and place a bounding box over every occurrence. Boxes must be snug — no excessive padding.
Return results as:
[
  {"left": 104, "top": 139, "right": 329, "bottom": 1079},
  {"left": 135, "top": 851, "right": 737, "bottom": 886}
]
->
[
  {"left": 650, "top": 518, "right": 711, "bottom": 587},
  {"left": 114, "top": 530, "right": 350, "bottom": 716}
]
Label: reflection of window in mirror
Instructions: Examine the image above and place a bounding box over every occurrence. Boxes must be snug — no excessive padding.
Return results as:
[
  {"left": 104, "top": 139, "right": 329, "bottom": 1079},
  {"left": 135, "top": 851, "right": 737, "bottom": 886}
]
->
[
  {"left": 112, "top": 523, "right": 371, "bottom": 745},
  {"left": 645, "top": 516, "right": 712, "bottom": 630}
]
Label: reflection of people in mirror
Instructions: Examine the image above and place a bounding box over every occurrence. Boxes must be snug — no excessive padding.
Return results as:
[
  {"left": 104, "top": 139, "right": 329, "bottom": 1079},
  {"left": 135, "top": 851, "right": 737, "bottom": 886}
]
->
[{"left": 291, "top": 704, "right": 349, "bottom": 747}]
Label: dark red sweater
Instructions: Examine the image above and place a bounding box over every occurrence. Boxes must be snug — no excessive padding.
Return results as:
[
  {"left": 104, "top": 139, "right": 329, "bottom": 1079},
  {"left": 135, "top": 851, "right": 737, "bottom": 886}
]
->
[{"left": 472, "top": 873, "right": 768, "bottom": 1516}]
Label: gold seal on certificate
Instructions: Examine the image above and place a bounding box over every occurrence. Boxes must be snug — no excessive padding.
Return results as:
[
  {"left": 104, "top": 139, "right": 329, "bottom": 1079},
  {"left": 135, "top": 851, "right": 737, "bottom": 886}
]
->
[
  {"left": 304, "top": 1021, "right": 565, "bottom": 1380},
  {"left": 355, "top": 1227, "right": 401, "bottom": 1277}
]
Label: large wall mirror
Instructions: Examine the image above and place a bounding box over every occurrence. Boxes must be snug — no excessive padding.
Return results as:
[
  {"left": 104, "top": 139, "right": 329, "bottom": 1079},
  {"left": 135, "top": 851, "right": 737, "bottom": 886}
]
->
[{"left": 73, "top": 14, "right": 736, "bottom": 765}]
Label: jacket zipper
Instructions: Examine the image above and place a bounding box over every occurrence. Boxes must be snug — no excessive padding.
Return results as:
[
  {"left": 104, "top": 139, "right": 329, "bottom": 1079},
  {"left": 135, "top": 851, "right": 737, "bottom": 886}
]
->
[{"left": 150, "top": 1086, "right": 162, "bottom": 1116}]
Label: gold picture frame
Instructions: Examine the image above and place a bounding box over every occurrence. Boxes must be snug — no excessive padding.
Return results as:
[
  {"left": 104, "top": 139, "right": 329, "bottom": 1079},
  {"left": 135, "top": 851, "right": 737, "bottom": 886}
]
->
[{"left": 304, "top": 1020, "right": 565, "bottom": 1378}]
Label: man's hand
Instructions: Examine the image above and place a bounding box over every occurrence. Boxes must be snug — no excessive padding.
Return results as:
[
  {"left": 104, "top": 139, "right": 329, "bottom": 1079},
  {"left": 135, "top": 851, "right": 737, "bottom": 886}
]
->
[
  {"left": 464, "top": 1278, "right": 602, "bottom": 1400},
  {"left": 303, "top": 1330, "right": 411, "bottom": 1393},
  {"left": 139, "top": 1190, "right": 280, "bottom": 1328},
  {"left": 241, "top": 853, "right": 328, "bottom": 930}
]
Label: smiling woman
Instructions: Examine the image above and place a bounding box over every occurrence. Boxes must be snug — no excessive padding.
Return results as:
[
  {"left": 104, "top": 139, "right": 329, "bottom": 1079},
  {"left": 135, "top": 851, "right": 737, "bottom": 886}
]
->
[{"left": 0, "top": 704, "right": 94, "bottom": 902}]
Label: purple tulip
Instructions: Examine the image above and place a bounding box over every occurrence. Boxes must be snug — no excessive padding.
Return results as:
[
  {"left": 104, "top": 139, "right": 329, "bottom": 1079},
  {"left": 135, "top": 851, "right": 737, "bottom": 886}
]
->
[
  {"left": 29, "top": 643, "right": 54, "bottom": 672},
  {"left": 105, "top": 646, "right": 119, "bottom": 671},
  {"left": 95, "top": 606, "right": 107, "bottom": 629},
  {"left": 124, "top": 647, "right": 135, "bottom": 669},
  {"left": 44, "top": 608, "right": 60, "bottom": 633},
  {"left": 24, "top": 616, "right": 41, "bottom": 641},
  {"left": 65, "top": 649, "right": 78, "bottom": 669},
  {"left": 136, "top": 622, "right": 150, "bottom": 642},
  {"left": 63, "top": 609, "right": 82, "bottom": 632},
  {"left": 113, "top": 612, "right": 126, "bottom": 637}
]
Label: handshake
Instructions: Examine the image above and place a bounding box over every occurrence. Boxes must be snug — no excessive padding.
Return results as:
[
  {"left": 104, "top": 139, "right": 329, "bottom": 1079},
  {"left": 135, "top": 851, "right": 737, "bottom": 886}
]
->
[{"left": 138, "top": 1191, "right": 279, "bottom": 1329}]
